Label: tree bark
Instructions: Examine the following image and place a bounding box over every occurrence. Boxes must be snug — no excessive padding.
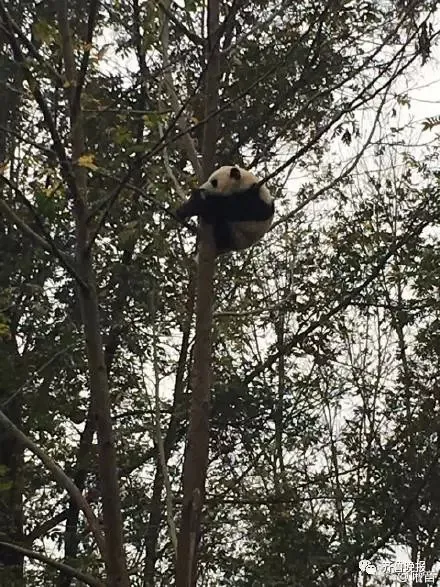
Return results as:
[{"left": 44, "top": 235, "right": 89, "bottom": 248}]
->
[
  {"left": 56, "top": 2, "right": 129, "bottom": 584},
  {"left": 0, "top": 23, "right": 24, "bottom": 584},
  {"left": 175, "top": 0, "right": 220, "bottom": 584}
]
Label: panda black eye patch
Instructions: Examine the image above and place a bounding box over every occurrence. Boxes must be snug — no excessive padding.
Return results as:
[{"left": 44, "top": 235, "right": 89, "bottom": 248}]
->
[{"left": 211, "top": 178, "right": 218, "bottom": 188}]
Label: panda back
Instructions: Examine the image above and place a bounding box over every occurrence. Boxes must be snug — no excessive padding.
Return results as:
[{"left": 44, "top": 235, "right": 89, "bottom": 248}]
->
[{"left": 204, "top": 184, "right": 273, "bottom": 223}]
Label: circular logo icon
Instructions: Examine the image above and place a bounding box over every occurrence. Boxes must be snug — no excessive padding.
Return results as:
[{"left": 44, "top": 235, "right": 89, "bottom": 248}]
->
[{"left": 359, "top": 559, "right": 376, "bottom": 575}]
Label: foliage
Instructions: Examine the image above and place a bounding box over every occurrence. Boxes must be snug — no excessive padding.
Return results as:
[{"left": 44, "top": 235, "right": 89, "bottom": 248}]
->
[{"left": 1, "top": 0, "right": 440, "bottom": 585}]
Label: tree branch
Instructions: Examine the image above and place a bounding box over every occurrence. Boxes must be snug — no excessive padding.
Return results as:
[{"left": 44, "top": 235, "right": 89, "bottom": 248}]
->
[
  {"left": 271, "top": 83, "right": 391, "bottom": 230},
  {"left": 245, "top": 192, "right": 436, "bottom": 385},
  {"left": 259, "top": 14, "right": 439, "bottom": 187},
  {"left": 175, "top": 0, "right": 220, "bottom": 584},
  {"left": 0, "top": 409, "right": 106, "bottom": 558},
  {"left": 0, "top": 12, "right": 63, "bottom": 84},
  {"left": 151, "top": 297, "right": 178, "bottom": 556},
  {"left": 0, "top": 542, "right": 103, "bottom": 587},
  {"left": 159, "top": 0, "right": 203, "bottom": 181},
  {"left": 156, "top": 0, "right": 202, "bottom": 45},
  {"left": 83, "top": 1, "right": 383, "bottom": 246},
  {"left": 0, "top": 175, "right": 88, "bottom": 290},
  {"left": 0, "top": 198, "right": 53, "bottom": 253},
  {"left": 26, "top": 512, "right": 68, "bottom": 542},
  {"left": 0, "top": 0, "right": 78, "bottom": 200},
  {"left": 74, "top": 0, "right": 100, "bottom": 117},
  {"left": 56, "top": 0, "right": 130, "bottom": 583}
]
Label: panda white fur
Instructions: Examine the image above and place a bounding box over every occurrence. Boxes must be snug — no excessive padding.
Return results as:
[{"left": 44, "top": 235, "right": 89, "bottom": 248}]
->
[{"left": 176, "top": 165, "right": 274, "bottom": 254}]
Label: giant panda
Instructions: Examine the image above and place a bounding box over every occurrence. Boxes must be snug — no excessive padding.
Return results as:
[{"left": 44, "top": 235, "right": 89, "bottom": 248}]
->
[{"left": 176, "top": 165, "right": 274, "bottom": 254}]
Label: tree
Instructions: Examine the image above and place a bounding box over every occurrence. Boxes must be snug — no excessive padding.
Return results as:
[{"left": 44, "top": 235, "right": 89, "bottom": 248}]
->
[{"left": 0, "top": 0, "right": 439, "bottom": 585}]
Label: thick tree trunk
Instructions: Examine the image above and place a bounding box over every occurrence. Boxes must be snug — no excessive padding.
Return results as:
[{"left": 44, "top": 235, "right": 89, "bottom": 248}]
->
[
  {"left": 55, "top": 2, "right": 129, "bottom": 584},
  {"left": 0, "top": 28, "right": 24, "bottom": 584},
  {"left": 175, "top": 0, "right": 220, "bottom": 584},
  {"left": 0, "top": 357, "right": 24, "bottom": 585}
]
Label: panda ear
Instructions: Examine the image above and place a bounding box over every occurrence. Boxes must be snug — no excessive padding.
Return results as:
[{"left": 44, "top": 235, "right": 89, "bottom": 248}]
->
[{"left": 229, "top": 167, "right": 241, "bottom": 180}]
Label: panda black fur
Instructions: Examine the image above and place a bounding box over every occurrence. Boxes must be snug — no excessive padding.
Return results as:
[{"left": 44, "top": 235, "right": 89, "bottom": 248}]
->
[{"left": 176, "top": 165, "right": 274, "bottom": 254}]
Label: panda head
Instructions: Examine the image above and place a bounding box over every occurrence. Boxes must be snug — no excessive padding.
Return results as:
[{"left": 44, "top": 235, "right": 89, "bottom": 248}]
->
[
  {"left": 198, "top": 165, "right": 271, "bottom": 203},
  {"left": 199, "top": 165, "right": 252, "bottom": 195}
]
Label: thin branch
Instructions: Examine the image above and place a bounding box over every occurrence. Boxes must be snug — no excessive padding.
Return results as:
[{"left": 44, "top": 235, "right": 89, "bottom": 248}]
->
[
  {"left": 143, "top": 273, "right": 195, "bottom": 584},
  {"left": 0, "top": 408, "right": 106, "bottom": 559},
  {"left": 1, "top": 343, "right": 78, "bottom": 410},
  {"left": 86, "top": 3, "right": 416, "bottom": 247},
  {"left": 87, "top": 169, "right": 198, "bottom": 234},
  {"left": 221, "top": 0, "right": 244, "bottom": 52},
  {"left": 0, "top": 175, "right": 88, "bottom": 290},
  {"left": 159, "top": 124, "right": 188, "bottom": 200},
  {"left": 245, "top": 192, "right": 435, "bottom": 385},
  {"left": 151, "top": 294, "right": 178, "bottom": 556},
  {"left": 0, "top": 0, "right": 78, "bottom": 199},
  {"left": 260, "top": 18, "right": 440, "bottom": 187},
  {"left": 0, "top": 124, "right": 56, "bottom": 156},
  {"left": 0, "top": 198, "right": 54, "bottom": 252},
  {"left": 271, "top": 82, "right": 391, "bottom": 230},
  {"left": 155, "top": 0, "right": 202, "bottom": 45},
  {"left": 0, "top": 542, "right": 103, "bottom": 587},
  {"left": 159, "top": 0, "right": 203, "bottom": 180},
  {"left": 74, "top": 0, "right": 100, "bottom": 116},
  {"left": 27, "top": 512, "right": 68, "bottom": 542},
  {"left": 56, "top": 0, "right": 78, "bottom": 119},
  {"left": 0, "top": 14, "right": 64, "bottom": 84}
]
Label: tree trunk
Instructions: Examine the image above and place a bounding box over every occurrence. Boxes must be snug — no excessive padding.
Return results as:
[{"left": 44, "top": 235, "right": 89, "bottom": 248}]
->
[{"left": 175, "top": 0, "right": 220, "bottom": 584}]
